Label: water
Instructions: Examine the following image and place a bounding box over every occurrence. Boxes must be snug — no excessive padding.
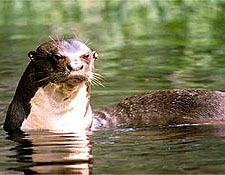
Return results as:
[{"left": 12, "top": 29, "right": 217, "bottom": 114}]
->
[
  {"left": 93, "top": 126, "right": 225, "bottom": 174},
  {"left": 1, "top": 1, "right": 225, "bottom": 174}
]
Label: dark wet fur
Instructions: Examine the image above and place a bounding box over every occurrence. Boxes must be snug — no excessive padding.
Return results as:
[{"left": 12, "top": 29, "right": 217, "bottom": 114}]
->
[
  {"left": 94, "top": 89, "right": 225, "bottom": 128},
  {"left": 4, "top": 60, "right": 50, "bottom": 132},
  {"left": 4, "top": 39, "right": 80, "bottom": 132}
]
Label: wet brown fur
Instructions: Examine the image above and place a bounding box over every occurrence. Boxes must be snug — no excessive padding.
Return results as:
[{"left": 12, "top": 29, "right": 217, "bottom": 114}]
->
[{"left": 94, "top": 89, "right": 225, "bottom": 128}]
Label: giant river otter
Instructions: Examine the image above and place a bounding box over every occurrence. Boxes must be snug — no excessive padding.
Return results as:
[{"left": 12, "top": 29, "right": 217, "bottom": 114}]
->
[{"left": 4, "top": 39, "right": 225, "bottom": 133}]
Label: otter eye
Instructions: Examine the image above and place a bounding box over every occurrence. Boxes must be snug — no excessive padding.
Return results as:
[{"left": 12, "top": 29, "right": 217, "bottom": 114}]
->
[
  {"left": 28, "top": 50, "right": 37, "bottom": 62},
  {"left": 83, "top": 53, "right": 90, "bottom": 59},
  {"left": 93, "top": 51, "right": 98, "bottom": 60},
  {"left": 53, "top": 54, "right": 64, "bottom": 61}
]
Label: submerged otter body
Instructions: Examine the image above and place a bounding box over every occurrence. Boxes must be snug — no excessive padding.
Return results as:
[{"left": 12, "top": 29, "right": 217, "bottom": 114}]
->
[
  {"left": 4, "top": 39, "right": 225, "bottom": 133},
  {"left": 93, "top": 89, "right": 225, "bottom": 129}
]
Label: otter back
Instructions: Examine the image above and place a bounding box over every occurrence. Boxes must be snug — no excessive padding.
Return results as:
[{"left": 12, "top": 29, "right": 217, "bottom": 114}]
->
[{"left": 93, "top": 89, "right": 225, "bottom": 129}]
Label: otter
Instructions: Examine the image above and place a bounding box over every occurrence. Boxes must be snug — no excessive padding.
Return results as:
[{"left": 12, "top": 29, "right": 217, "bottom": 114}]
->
[
  {"left": 4, "top": 39, "right": 99, "bottom": 133},
  {"left": 4, "top": 39, "right": 225, "bottom": 133}
]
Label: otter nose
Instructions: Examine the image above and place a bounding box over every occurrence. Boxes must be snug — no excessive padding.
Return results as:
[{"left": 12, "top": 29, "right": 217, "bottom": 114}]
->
[{"left": 67, "top": 62, "right": 84, "bottom": 72}]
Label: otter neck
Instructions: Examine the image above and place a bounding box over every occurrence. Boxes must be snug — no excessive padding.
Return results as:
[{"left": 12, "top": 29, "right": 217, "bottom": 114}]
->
[{"left": 21, "top": 81, "right": 93, "bottom": 132}]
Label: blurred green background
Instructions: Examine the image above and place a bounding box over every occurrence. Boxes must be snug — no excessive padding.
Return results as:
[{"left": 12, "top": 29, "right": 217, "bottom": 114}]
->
[
  {"left": 1, "top": 1, "right": 225, "bottom": 174},
  {"left": 1, "top": 0, "right": 225, "bottom": 109}
]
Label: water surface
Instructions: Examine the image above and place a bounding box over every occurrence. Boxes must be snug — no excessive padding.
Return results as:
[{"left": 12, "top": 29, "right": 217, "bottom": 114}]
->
[{"left": 1, "top": 1, "right": 225, "bottom": 174}]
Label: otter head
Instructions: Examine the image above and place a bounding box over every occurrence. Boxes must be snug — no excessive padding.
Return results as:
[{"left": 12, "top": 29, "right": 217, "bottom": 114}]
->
[{"left": 28, "top": 39, "right": 98, "bottom": 87}]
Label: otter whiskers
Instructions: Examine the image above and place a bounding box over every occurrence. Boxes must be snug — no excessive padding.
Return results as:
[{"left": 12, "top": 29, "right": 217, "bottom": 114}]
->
[
  {"left": 88, "top": 72, "right": 104, "bottom": 87},
  {"left": 34, "top": 72, "right": 65, "bottom": 85}
]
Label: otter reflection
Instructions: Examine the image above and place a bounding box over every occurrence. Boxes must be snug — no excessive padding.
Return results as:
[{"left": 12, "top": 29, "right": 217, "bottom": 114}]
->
[{"left": 7, "top": 131, "right": 92, "bottom": 175}]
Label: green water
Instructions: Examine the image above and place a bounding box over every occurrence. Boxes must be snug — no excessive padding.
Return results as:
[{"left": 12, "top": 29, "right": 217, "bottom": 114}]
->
[{"left": 1, "top": 1, "right": 225, "bottom": 174}]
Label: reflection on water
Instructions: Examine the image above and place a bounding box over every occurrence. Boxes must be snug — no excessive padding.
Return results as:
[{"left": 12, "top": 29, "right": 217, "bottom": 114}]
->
[
  {"left": 93, "top": 125, "right": 225, "bottom": 174},
  {"left": 1, "top": 126, "right": 225, "bottom": 174},
  {"left": 2, "top": 132, "right": 92, "bottom": 174},
  {"left": 1, "top": 0, "right": 225, "bottom": 174}
]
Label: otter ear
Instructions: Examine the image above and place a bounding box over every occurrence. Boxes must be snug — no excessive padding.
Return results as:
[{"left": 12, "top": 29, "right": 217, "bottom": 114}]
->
[
  {"left": 28, "top": 50, "right": 37, "bottom": 62},
  {"left": 92, "top": 51, "right": 98, "bottom": 60}
]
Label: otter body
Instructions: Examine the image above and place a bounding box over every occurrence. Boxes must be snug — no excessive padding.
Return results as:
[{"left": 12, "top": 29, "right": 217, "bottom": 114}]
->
[
  {"left": 4, "top": 39, "right": 225, "bottom": 133},
  {"left": 93, "top": 89, "right": 225, "bottom": 129},
  {"left": 20, "top": 82, "right": 92, "bottom": 131}
]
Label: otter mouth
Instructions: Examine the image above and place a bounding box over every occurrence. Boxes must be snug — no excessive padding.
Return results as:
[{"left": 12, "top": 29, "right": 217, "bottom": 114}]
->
[
  {"left": 55, "top": 71, "right": 104, "bottom": 87},
  {"left": 46, "top": 71, "right": 88, "bottom": 86},
  {"left": 58, "top": 74, "right": 88, "bottom": 84},
  {"left": 65, "top": 75, "right": 87, "bottom": 83}
]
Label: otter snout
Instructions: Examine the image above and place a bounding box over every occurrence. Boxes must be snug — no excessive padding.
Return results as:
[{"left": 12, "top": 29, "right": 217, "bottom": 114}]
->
[{"left": 67, "top": 62, "right": 84, "bottom": 72}]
